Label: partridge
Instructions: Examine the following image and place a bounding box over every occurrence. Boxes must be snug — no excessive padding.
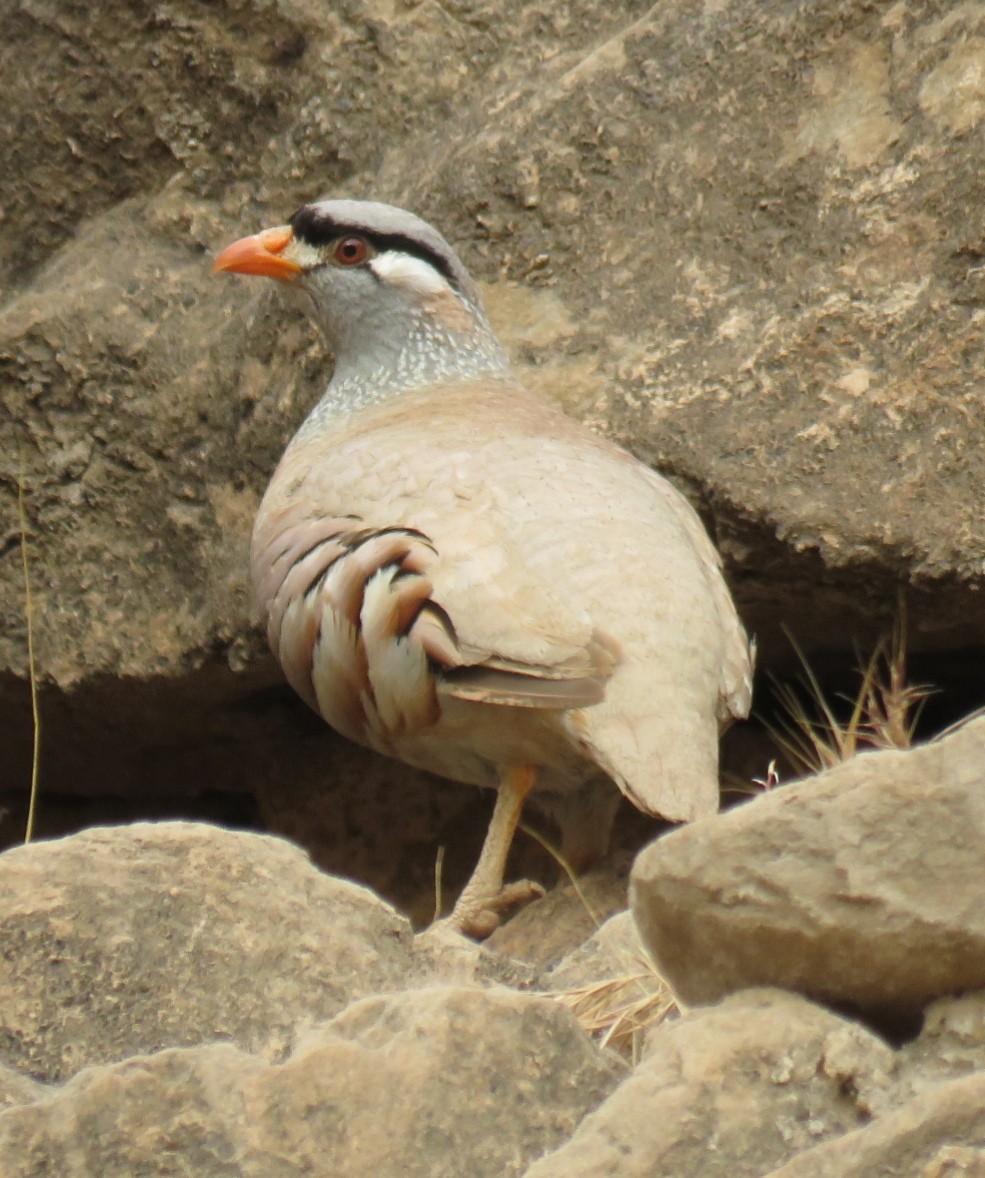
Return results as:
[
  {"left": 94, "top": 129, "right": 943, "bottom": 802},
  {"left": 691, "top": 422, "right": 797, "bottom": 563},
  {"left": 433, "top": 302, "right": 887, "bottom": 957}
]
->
[{"left": 214, "top": 199, "right": 753, "bottom": 936}]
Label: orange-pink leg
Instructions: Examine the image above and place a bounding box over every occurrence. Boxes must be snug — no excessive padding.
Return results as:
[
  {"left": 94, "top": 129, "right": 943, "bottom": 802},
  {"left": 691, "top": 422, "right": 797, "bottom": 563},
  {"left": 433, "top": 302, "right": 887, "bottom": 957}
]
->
[{"left": 447, "top": 764, "right": 543, "bottom": 938}]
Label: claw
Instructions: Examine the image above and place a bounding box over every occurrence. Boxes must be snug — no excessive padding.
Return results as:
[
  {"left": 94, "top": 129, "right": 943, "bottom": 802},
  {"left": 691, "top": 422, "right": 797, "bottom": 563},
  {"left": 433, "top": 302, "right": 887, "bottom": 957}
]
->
[{"left": 446, "top": 878, "right": 546, "bottom": 939}]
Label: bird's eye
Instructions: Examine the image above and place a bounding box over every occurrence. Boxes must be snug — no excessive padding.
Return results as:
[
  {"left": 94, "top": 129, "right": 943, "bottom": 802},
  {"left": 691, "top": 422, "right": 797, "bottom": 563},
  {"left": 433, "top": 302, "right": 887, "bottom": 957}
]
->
[{"left": 333, "top": 236, "right": 370, "bottom": 266}]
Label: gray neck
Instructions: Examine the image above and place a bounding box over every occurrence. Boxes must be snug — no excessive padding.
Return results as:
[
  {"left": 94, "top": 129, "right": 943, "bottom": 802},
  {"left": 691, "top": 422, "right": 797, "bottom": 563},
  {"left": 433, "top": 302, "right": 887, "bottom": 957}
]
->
[{"left": 296, "top": 310, "right": 510, "bottom": 438}]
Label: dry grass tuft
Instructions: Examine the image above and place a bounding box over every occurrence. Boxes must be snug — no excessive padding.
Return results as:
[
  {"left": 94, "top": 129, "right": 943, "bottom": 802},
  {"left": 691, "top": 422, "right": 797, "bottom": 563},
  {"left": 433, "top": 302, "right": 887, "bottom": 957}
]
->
[
  {"left": 767, "top": 606, "right": 934, "bottom": 778},
  {"left": 553, "top": 964, "right": 677, "bottom": 1062},
  {"left": 521, "top": 822, "right": 679, "bottom": 1062}
]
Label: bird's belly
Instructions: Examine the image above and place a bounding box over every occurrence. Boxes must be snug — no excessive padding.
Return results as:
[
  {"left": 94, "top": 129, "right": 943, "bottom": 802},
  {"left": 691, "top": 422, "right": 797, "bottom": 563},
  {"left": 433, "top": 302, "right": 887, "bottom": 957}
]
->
[{"left": 347, "top": 685, "right": 596, "bottom": 796}]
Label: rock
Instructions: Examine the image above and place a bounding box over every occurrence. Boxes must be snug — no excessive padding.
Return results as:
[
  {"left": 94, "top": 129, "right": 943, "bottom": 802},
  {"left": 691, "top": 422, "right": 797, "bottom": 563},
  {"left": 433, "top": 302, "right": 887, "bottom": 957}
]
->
[
  {"left": 762, "top": 1073, "right": 985, "bottom": 1178},
  {"left": 896, "top": 991, "right": 985, "bottom": 1099},
  {"left": 923, "top": 1148, "right": 985, "bottom": 1178},
  {"left": 0, "top": 1063, "right": 43, "bottom": 1112},
  {"left": 0, "top": 821, "right": 417, "bottom": 1082},
  {"left": 524, "top": 988, "right": 895, "bottom": 1177},
  {"left": 412, "top": 922, "right": 538, "bottom": 991},
  {"left": 0, "top": 987, "right": 623, "bottom": 1178},
  {"left": 546, "top": 910, "right": 653, "bottom": 992},
  {"left": 630, "top": 717, "right": 985, "bottom": 1028}
]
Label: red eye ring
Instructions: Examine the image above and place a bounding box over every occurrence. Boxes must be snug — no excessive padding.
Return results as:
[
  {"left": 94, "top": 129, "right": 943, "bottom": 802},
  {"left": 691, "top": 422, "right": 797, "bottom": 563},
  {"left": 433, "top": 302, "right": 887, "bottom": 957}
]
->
[{"left": 333, "top": 236, "right": 370, "bottom": 265}]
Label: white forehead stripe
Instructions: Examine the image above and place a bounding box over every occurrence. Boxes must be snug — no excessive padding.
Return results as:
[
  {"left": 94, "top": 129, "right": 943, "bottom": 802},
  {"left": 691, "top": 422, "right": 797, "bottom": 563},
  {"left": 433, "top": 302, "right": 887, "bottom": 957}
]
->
[{"left": 369, "top": 251, "right": 451, "bottom": 297}]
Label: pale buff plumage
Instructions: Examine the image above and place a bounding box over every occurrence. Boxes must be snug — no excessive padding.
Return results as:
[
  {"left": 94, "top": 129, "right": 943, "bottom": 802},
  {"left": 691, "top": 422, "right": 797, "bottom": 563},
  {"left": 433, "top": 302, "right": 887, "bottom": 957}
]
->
[{"left": 216, "top": 199, "right": 753, "bottom": 935}]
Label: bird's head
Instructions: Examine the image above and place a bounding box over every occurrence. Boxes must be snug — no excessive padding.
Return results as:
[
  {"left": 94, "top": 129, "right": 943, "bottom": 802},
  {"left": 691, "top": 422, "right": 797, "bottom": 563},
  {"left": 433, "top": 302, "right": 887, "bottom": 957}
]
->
[{"left": 214, "top": 199, "right": 507, "bottom": 390}]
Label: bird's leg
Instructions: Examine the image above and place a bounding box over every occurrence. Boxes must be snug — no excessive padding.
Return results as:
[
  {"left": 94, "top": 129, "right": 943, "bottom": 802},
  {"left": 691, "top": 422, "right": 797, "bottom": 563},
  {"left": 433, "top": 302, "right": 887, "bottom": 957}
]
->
[{"left": 446, "top": 764, "right": 544, "bottom": 939}]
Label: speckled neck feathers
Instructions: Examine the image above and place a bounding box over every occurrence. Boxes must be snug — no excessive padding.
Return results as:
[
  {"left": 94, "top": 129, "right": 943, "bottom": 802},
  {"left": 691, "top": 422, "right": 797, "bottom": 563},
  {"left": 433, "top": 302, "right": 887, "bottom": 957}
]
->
[
  {"left": 299, "top": 303, "right": 510, "bottom": 437},
  {"left": 288, "top": 199, "right": 510, "bottom": 432}
]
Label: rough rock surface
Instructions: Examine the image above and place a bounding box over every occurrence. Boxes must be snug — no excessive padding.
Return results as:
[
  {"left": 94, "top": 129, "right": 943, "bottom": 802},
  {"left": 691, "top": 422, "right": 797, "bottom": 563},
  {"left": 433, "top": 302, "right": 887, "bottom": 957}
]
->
[
  {"left": 0, "top": 822, "right": 417, "bottom": 1082},
  {"left": 0, "top": 822, "right": 983, "bottom": 1174},
  {"left": 0, "top": 1064, "right": 43, "bottom": 1113},
  {"left": 896, "top": 992, "right": 985, "bottom": 1100},
  {"left": 631, "top": 716, "right": 985, "bottom": 1027},
  {"left": 763, "top": 1073, "right": 985, "bottom": 1178},
  {"left": 544, "top": 909, "right": 654, "bottom": 993},
  {"left": 0, "top": 987, "right": 622, "bottom": 1178},
  {"left": 525, "top": 988, "right": 895, "bottom": 1178}
]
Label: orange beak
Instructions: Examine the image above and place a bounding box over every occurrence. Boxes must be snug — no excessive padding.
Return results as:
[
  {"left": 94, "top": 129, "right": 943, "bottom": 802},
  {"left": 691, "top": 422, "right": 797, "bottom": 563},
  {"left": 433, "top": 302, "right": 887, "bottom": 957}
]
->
[{"left": 212, "top": 226, "right": 302, "bottom": 282}]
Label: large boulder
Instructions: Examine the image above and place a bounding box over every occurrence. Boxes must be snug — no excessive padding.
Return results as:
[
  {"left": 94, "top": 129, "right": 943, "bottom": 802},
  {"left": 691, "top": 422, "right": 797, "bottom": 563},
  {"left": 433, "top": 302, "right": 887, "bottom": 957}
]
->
[
  {"left": 0, "top": 817, "right": 982, "bottom": 1175},
  {"left": 630, "top": 716, "right": 985, "bottom": 1029},
  {"left": 0, "top": 822, "right": 417, "bottom": 1082},
  {"left": 0, "top": 987, "right": 622, "bottom": 1178},
  {"left": 762, "top": 1073, "right": 985, "bottom": 1178},
  {"left": 526, "top": 988, "right": 895, "bottom": 1177}
]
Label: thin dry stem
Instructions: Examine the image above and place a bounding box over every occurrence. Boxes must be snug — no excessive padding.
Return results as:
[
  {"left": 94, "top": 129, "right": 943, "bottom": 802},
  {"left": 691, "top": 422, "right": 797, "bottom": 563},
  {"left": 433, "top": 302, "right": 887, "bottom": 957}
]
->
[
  {"left": 518, "top": 820, "right": 604, "bottom": 928},
  {"left": 17, "top": 448, "right": 41, "bottom": 844},
  {"left": 432, "top": 844, "right": 446, "bottom": 924}
]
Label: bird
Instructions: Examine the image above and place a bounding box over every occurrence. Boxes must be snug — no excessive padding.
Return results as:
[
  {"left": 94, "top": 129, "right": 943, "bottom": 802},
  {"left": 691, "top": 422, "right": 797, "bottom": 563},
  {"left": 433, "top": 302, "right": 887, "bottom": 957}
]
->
[{"left": 213, "top": 199, "right": 753, "bottom": 937}]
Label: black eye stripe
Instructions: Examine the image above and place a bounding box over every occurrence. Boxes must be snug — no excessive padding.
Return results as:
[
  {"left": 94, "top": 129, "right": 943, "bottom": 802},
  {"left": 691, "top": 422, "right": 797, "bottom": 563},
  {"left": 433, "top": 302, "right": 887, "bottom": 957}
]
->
[{"left": 290, "top": 206, "right": 461, "bottom": 291}]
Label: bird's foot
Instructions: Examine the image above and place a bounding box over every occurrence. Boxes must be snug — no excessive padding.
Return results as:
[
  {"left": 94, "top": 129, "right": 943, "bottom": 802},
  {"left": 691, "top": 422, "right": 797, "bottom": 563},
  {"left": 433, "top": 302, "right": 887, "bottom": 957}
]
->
[{"left": 444, "top": 878, "right": 545, "bottom": 940}]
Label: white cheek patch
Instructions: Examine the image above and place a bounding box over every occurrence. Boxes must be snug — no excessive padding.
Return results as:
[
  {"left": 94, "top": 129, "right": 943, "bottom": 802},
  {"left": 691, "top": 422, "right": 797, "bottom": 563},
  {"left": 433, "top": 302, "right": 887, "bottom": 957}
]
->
[{"left": 370, "top": 251, "right": 451, "bottom": 297}]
